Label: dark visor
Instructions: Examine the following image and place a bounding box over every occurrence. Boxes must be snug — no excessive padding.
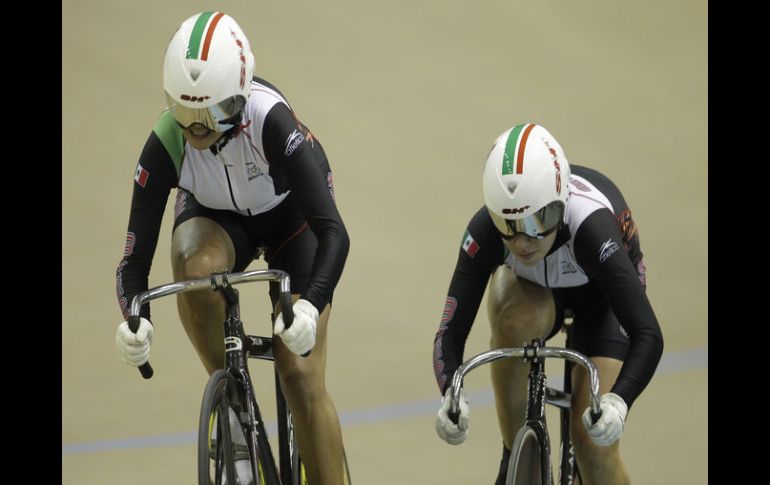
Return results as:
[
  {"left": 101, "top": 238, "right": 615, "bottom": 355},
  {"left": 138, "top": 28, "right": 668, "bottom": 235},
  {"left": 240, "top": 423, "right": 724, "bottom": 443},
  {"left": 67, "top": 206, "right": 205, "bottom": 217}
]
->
[
  {"left": 165, "top": 94, "right": 245, "bottom": 132},
  {"left": 488, "top": 201, "right": 565, "bottom": 239}
]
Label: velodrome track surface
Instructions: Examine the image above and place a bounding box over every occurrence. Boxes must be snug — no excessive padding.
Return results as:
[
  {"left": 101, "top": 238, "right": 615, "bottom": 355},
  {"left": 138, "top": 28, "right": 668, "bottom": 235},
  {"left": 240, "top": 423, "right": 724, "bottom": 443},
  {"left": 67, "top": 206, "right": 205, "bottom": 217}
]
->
[{"left": 63, "top": 1, "right": 707, "bottom": 483}]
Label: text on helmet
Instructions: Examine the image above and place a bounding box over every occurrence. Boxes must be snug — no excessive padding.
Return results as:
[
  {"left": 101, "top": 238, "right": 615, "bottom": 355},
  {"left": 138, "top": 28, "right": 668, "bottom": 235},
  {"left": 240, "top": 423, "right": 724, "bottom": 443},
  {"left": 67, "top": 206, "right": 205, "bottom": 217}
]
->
[
  {"left": 502, "top": 206, "right": 531, "bottom": 214},
  {"left": 180, "top": 94, "right": 211, "bottom": 103}
]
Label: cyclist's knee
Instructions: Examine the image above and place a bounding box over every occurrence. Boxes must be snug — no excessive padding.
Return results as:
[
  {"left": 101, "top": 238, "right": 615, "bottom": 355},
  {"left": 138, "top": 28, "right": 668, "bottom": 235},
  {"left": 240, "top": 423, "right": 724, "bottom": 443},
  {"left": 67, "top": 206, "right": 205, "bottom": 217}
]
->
[
  {"left": 172, "top": 239, "right": 232, "bottom": 280},
  {"left": 487, "top": 266, "right": 554, "bottom": 343},
  {"left": 171, "top": 219, "right": 235, "bottom": 279},
  {"left": 171, "top": 226, "right": 234, "bottom": 280},
  {"left": 279, "top": 365, "right": 326, "bottom": 402}
]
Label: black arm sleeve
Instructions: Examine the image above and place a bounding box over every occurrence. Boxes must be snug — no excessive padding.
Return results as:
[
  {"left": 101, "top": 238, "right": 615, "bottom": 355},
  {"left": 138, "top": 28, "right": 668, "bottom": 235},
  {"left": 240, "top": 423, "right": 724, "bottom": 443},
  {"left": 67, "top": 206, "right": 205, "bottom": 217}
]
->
[
  {"left": 433, "top": 207, "right": 504, "bottom": 394},
  {"left": 262, "top": 102, "right": 349, "bottom": 311},
  {"left": 573, "top": 209, "right": 664, "bottom": 407},
  {"left": 115, "top": 132, "right": 178, "bottom": 320}
]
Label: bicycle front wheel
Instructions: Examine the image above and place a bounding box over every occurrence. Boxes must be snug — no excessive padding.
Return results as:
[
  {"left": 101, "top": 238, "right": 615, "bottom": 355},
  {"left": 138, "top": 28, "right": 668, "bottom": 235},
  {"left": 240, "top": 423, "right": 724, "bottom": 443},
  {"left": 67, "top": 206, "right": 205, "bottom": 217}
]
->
[
  {"left": 198, "top": 370, "right": 271, "bottom": 485},
  {"left": 506, "top": 425, "right": 544, "bottom": 485},
  {"left": 199, "top": 370, "right": 238, "bottom": 485}
]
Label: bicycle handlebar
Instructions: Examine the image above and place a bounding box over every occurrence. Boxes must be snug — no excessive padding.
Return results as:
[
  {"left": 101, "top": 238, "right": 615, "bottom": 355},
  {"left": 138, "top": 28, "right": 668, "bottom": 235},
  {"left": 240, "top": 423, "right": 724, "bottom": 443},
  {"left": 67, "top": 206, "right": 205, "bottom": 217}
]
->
[
  {"left": 446, "top": 344, "right": 602, "bottom": 424},
  {"left": 128, "top": 269, "right": 293, "bottom": 380}
]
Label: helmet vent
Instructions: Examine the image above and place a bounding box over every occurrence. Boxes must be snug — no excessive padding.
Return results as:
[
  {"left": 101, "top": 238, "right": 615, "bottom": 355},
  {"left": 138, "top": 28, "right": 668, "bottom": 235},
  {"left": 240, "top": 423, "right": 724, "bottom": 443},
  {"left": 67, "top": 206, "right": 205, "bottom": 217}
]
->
[
  {"left": 506, "top": 182, "right": 518, "bottom": 195},
  {"left": 189, "top": 68, "right": 201, "bottom": 81}
]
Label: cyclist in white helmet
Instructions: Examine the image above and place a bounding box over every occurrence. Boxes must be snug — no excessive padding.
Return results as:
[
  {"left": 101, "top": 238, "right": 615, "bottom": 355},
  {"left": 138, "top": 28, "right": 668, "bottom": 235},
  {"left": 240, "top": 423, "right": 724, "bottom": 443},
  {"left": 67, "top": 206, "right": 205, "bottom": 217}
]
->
[
  {"left": 114, "top": 12, "right": 350, "bottom": 484},
  {"left": 433, "top": 123, "right": 663, "bottom": 484}
]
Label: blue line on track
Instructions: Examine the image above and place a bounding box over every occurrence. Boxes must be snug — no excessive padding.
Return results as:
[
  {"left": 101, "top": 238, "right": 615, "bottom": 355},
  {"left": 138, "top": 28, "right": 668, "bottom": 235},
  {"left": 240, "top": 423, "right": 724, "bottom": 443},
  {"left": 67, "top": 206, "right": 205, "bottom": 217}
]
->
[{"left": 62, "top": 346, "right": 706, "bottom": 455}]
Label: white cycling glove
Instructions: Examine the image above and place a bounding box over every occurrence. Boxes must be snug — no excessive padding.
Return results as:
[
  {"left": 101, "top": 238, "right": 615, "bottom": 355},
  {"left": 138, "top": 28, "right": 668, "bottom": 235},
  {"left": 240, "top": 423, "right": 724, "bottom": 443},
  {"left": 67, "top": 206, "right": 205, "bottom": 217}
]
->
[
  {"left": 274, "top": 299, "right": 318, "bottom": 356},
  {"left": 115, "top": 317, "right": 154, "bottom": 367},
  {"left": 435, "top": 388, "right": 470, "bottom": 445},
  {"left": 582, "top": 392, "right": 628, "bottom": 446}
]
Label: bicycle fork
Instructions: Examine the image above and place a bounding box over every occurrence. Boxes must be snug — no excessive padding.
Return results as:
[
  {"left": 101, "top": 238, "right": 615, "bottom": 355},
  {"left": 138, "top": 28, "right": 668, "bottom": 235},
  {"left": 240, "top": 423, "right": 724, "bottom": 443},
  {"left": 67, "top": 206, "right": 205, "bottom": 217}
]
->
[{"left": 524, "top": 341, "right": 554, "bottom": 484}]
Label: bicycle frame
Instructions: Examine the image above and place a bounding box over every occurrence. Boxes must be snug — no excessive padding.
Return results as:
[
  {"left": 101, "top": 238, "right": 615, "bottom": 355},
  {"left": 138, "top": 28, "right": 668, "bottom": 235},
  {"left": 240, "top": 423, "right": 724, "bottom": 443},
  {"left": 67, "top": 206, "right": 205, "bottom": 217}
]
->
[
  {"left": 128, "top": 269, "right": 299, "bottom": 484},
  {"left": 446, "top": 339, "right": 601, "bottom": 485},
  {"left": 241, "top": 322, "right": 303, "bottom": 484}
]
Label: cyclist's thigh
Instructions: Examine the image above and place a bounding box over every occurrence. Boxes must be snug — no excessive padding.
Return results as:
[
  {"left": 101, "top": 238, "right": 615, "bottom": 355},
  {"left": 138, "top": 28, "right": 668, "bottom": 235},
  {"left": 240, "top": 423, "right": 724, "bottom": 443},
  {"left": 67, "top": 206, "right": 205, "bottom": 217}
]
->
[
  {"left": 266, "top": 228, "right": 316, "bottom": 306},
  {"left": 263, "top": 194, "right": 318, "bottom": 308},
  {"left": 171, "top": 188, "right": 254, "bottom": 273},
  {"left": 566, "top": 281, "right": 630, "bottom": 363},
  {"left": 487, "top": 265, "right": 556, "bottom": 339}
]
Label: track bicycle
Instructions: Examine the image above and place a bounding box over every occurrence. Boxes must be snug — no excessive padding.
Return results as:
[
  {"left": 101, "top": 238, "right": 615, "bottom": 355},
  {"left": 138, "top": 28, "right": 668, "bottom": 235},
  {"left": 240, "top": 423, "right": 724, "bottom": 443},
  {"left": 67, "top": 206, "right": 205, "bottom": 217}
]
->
[
  {"left": 127, "top": 268, "right": 351, "bottom": 484},
  {"left": 447, "top": 319, "right": 601, "bottom": 485}
]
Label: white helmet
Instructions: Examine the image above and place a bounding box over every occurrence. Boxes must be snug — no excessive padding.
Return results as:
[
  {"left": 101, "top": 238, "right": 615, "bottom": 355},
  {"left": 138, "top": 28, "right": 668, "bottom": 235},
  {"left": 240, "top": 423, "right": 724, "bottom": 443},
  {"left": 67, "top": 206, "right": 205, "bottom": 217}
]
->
[
  {"left": 163, "top": 12, "right": 255, "bottom": 132},
  {"left": 482, "top": 123, "right": 571, "bottom": 239}
]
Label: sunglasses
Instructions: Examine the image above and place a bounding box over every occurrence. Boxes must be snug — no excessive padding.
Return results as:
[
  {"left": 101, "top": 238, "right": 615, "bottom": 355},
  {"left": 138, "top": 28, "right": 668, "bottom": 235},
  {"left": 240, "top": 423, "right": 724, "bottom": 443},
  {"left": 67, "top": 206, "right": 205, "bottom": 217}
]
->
[
  {"left": 488, "top": 201, "right": 564, "bottom": 240},
  {"left": 166, "top": 94, "right": 246, "bottom": 133}
]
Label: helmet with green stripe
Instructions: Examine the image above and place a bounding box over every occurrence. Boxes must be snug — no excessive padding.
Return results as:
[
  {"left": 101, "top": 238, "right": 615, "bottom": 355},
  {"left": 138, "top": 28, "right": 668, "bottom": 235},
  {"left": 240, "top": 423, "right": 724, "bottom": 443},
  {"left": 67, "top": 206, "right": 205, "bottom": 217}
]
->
[
  {"left": 163, "top": 12, "right": 255, "bottom": 133},
  {"left": 482, "top": 124, "right": 571, "bottom": 240}
]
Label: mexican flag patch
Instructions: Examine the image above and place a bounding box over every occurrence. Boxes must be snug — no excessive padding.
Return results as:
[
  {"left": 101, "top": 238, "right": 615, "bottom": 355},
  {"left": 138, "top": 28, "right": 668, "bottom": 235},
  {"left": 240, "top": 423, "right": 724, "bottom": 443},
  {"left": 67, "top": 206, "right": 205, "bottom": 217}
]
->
[
  {"left": 462, "top": 230, "right": 479, "bottom": 258},
  {"left": 134, "top": 164, "right": 149, "bottom": 188}
]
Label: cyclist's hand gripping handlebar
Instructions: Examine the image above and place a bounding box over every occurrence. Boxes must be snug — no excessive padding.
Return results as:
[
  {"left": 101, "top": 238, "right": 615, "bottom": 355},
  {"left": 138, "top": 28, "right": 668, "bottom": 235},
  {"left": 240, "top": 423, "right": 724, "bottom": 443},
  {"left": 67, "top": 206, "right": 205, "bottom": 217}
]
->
[
  {"left": 277, "top": 291, "right": 308, "bottom": 357},
  {"left": 436, "top": 386, "right": 469, "bottom": 445},
  {"left": 583, "top": 392, "right": 624, "bottom": 446},
  {"left": 127, "top": 315, "right": 154, "bottom": 379},
  {"left": 274, "top": 296, "right": 313, "bottom": 358}
]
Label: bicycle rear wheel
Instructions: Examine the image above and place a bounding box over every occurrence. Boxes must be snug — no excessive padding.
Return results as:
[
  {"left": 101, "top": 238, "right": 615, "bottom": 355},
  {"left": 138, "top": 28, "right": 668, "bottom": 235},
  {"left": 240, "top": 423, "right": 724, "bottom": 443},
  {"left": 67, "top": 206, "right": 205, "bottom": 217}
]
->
[
  {"left": 286, "top": 412, "right": 308, "bottom": 485},
  {"left": 199, "top": 370, "right": 272, "bottom": 485},
  {"left": 278, "top": 393, "right": 351, "bottom": 485},
  {"left": 506, "top": 425, "right": 543, "bottom": 485},
  {"left": 286, "top": 447, "right": 351, "bottom": 485},
  {"left": 286, "top": 429, "right": 352, "bottom": 485}
]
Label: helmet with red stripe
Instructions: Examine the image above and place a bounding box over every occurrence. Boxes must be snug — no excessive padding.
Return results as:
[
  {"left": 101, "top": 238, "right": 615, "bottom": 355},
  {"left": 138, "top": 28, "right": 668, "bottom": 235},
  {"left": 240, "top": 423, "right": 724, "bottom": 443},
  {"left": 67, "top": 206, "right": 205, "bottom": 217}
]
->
[
  {"left": 163, "top": 12, "right": 255, "bottom": 133},
  {"left": 482, "top": 124, "right": 571, "bottom": 239}
]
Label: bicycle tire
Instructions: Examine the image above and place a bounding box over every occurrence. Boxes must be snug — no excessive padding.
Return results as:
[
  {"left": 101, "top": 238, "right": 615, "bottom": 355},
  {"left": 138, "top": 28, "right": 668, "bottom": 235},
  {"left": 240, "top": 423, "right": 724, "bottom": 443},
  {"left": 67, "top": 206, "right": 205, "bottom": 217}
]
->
[
  {"left": 286, "top": 409, "right": 351, "bottom": 484},
  {"left": 292, "top": 445, "right": 351, "bottom": 485},
  {"left": 276, "top": 372, "right": 350, "bottom": 484},
  {"left": 506, "top": 426, "right": 544, "bottom": 485},
  {"left": 286, "top": 411, "right": 308, "bottom": 485},
  {"left": 342, "top": 447, "right": 352, "bottom": 484},
  {"left": 199, "top": 370, "right": 238, "bottom": 485},
  {"left": 198, "top": 370, "right": 272, "bottom": 485}
]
